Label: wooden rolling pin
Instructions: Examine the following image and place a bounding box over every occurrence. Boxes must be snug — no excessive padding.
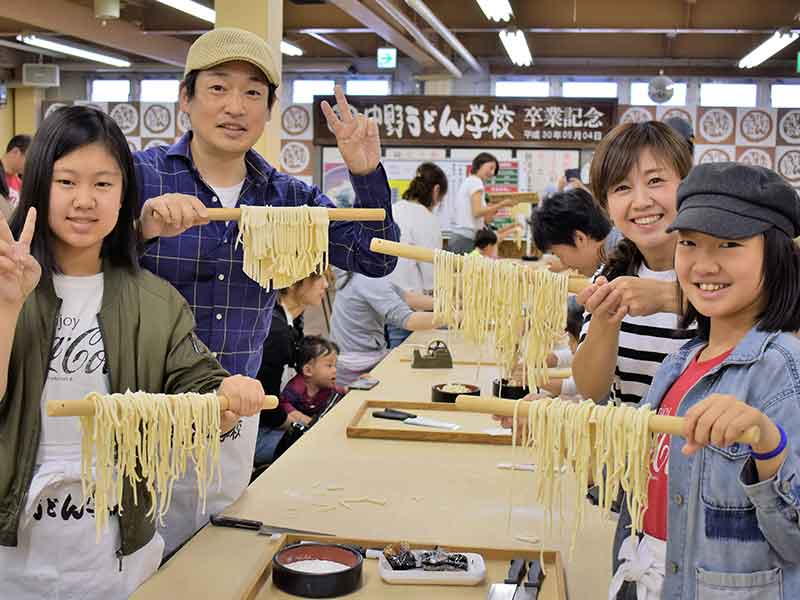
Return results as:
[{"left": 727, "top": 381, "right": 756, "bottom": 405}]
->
[
  {"left": 369, "top": 238, "right": 590, "bottom": 294},
  {"left": 398, "top": 356, "right": 571, "bottom": 379},
  {"left": 206, "top": 207, "right": 385, "bottom": 221},
  {"left": 487, "top": 192, "right": 539, "bottom": 204},
  {"left": 454, "top": 395, "right": 761, "bottom": 445},
  {"left": 46, "top": 394, "right": 279, "bottom": 418}
]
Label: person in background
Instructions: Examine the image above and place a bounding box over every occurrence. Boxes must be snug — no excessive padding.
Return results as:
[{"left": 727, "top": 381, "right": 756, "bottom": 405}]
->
[
  {"left": 388, "top": 162, "right": 447, "bottom": 347},
  {"left": 531, "top": 188, "right": 623, "bottom": 277},
  {"left": 131, "top": 28, "right": 399, "bottom": 557},
  {"left": 0, "top": 178, "right": 12, "bottom": 220},
  {"left": 448, "top": 152, "right": 516, "bottom": 254},
  {"left": 664, "top": 116, "right": 695, "bottom": 159},
  {"left": 330, "top": 268, "right": 436, "bottom": 387},
  {"left": 1, "top": 135, "right": 31, "bottom": 210},
  {"left": 253, "top": 273, "right": 328, "bottom": 466},
  {"left": 471, "top": 227, "right": 499, "bottom": 258},
  {"left": 469, "top": 224, "right": 522, "bottom": 259},
  {"left": 279, "top": 336, "right": 345, "bottom": 427}
]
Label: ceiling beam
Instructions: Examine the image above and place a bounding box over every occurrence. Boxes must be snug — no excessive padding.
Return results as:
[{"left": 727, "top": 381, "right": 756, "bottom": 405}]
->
[
  {"left": 325, "top": 0, "right": 435, "bottom": 68},
  {"left": 3, "top": 0, "right": 190, "bottom": 67},
  {"left": 287, "top": 27, "right": 776, "bottom": 35},
  {"left": 305, "top": 32, "right": 360, "bottom": 58}
]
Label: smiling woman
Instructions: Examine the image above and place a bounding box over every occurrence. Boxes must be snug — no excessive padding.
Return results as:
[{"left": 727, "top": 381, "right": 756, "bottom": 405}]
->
[{"left": 572, "top": 121, "right": 695, "bottom": 407}]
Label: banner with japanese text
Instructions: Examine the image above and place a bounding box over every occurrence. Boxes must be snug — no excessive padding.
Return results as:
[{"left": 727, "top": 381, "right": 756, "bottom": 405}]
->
[{"left": 314, "top": 96, "right": 617, "bottom": 148}]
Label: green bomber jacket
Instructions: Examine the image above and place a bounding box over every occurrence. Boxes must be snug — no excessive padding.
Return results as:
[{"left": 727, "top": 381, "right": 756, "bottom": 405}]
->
[{"left": 0, "top": 262, "right": 228, "bottom": 555}]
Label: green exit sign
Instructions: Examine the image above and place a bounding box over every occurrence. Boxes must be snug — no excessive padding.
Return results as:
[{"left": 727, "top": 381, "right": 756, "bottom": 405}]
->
[
  {"left": 377, "top": 47, "right": 397, "bottom": 69},
  {"left": 797, "top": 51, "right": 800, "bottom": 72}
]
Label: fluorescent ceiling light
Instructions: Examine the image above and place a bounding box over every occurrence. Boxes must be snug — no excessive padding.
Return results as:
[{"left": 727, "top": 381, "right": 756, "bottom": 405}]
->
[
  {"left": 476, "top": 0, "right": 513, "bottom": 22},
  {"left": 17, "top": 35, "right": 131, "bottom": 67},
  {"left": 499, "top": 29, "right": 532, "bottom": 67},
  {"left": 154, "top": 0, "right": 215, "bottom": 23},
  {"left": 739, "top": 29, "right": 799, "bottom": 69},
  {"left": 154, "top": 1, "right": 300, "bottom": 57},
  {"left": 280, "top": 40, "right": 303, "bottom": 56}
]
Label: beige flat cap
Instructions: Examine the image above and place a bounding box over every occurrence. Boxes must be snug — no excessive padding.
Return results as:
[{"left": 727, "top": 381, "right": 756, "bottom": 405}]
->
[{"left": 185, "top": 27, "right": 280, "bottom": 87}]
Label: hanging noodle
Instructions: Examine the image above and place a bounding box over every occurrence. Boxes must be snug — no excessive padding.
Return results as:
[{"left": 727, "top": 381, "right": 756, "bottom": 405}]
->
[
  {"left": 507, "top": 399, "right": 656, "bottom": 557},
  {"left": 237, "top": 205, "right": 330, "bottom": 290},
  {"left": 432, "top": 249, "right": 568, "bottom": 385},
  {"left": 79, "top": 391, "right": 222, "bottom": 540}
]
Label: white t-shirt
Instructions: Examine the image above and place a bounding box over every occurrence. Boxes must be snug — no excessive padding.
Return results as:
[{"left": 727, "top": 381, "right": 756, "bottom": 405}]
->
[
  {"left": 578, "top": 264, "right": 695, "bottom": 406},
  {"left": 1, "top": 274, "right": 163, "bottom": 599},
  {"left": 451, "top": 175, "right": 485, "bottom": 238},
  {"left": 391, "top": 199, "right": 442, "bottom": 292},
  {"left": 211, "top": 180, "right": 245, "bottom": 209}
]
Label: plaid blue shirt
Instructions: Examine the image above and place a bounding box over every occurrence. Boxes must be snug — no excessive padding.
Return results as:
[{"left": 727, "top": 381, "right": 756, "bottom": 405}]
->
[{"left": 134, "top": 133, "right": 399, "bottom": 378}]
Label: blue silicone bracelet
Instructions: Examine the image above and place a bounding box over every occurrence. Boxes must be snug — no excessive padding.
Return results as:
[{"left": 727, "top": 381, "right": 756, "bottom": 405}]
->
[{"left": 751, "top": 424, "right": 787, "bottom": 461}]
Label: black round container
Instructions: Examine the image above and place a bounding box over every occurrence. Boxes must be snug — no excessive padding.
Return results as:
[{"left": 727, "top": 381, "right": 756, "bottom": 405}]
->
[
  {"left": 272, "top": 543, "right": 363, "bottom": 598},
  {"left": 492, "top": 378, "right": 530, "bottom": 400},
  {"left": 431, "top": 383, "right": 481, "bottom": 403}
]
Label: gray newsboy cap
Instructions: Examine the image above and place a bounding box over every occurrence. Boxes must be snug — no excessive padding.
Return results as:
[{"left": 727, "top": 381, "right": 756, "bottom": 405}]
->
[{"left": 667, "top": 162, "right": 800, "bottom": 239}]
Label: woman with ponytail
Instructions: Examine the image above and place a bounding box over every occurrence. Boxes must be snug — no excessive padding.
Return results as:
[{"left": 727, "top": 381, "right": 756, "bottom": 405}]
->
[{"left": 387, "top": 162, "right": 448, "bottom": 346}]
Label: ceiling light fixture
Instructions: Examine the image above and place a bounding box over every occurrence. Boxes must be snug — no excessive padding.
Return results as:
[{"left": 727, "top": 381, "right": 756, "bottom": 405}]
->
[
  {"left": 739, "top": 29, "right": 799, "bottom": 69},
  {"left": 499, "top": 28, "right": 532, "bottom": 67},
  {"left": 476, "top": 0, "right": 513, "bottom": 22},
  {"left": 17, "top": 35, "right": 131, "bottom": 67},
  {"left": 154, "top": 0, "right": 215, "bottom": 24},
  {"left": 154, "top": 2, "right": 301, "bottom": 57},
  {"left": 280, "top": 40, "right": 304, "bottom": 56}
]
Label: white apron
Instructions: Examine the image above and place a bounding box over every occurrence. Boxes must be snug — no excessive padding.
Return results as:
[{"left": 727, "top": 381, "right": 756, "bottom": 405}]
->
[{"left": 0, "top": 444, "right": 163, "bottom": 600}]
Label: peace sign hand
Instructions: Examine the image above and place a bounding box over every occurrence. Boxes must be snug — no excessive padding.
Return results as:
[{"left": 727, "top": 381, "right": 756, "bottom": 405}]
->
[
  {"left": 0, "top": 208, "right": 41, "bottom": 308},
  {"left": 320, "top": 85, "right": 381, "bottom": 176}
]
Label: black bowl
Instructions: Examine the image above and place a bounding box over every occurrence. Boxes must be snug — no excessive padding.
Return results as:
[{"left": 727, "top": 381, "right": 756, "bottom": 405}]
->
[
  {"left": 272, "top": 542, "right": 363, "bottom": 598},
  {"left": 431, "top": 383, "right": 481, "bottom": 403},
  {"left": 492, "top": 378, "right": 530, "bottom": 400}
]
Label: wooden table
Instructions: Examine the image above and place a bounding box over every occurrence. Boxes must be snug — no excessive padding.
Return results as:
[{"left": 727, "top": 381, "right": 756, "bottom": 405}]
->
[{"left": 133, "top": 331, "right": 615, "bottom": 599}]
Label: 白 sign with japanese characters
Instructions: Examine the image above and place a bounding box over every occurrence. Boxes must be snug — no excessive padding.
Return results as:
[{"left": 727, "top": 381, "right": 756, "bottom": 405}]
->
[{"left": 313, "top": 95, "right": 617, "bottom": 148}]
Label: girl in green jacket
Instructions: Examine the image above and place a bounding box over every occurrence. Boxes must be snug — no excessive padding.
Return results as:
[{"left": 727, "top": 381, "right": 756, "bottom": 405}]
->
[{"left": 0, "top": 105, "right": 265, "bottom": 599}]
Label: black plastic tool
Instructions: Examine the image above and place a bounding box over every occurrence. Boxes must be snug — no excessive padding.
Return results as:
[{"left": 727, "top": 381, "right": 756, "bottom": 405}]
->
[
  {"left": 372, "top": 408, "right": 416, "bottom": 421},
  {"left": 524, "top": 560, "right": 545, "bottom": 599}
]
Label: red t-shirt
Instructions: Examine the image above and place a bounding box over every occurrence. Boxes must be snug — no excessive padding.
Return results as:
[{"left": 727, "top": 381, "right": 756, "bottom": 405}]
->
[
  {"left": 5, "top": 172, "right": 21, "bottom": 208},
  {"left": 642, "top": 347, "right": 732, "bottom": 540}
]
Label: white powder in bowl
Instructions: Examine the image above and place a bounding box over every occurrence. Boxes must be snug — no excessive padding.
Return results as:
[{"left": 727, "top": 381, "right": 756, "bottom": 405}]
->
[{"left": 286, "top": 559, "right": 350, "bottom": 574}]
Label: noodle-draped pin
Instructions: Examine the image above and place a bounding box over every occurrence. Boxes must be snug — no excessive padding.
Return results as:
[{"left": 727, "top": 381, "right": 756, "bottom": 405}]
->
[
  {"left": 237, "top": 205, "right": 330, "bottom": 290},
  {"left": 509, "top": 398, "right": 656, "bottom": 556},
  {"left": 79, "top": 391, "right": 222, "bottom": 540},
  {"left": 432, "top": 249, "right": 568, "bottom": 388}
]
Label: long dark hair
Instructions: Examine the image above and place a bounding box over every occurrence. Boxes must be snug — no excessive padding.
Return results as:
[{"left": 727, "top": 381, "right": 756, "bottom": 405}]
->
[
  {"left": 590, "top": 121, "right": 692, "bottom": 279},
  {"left": 9, "top": 106, "right": 140, "bottom": 276},
  {"left": 402, "top": 162, "right": 448, "bottom": 208},
  {"left": 679, "top": 228, "right": 800, "bottom": 338}
]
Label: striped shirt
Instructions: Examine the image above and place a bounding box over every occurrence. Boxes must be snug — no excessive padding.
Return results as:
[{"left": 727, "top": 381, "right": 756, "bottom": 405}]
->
[{"left": 578, "top": 264, "right": 695, "bottom": 406}]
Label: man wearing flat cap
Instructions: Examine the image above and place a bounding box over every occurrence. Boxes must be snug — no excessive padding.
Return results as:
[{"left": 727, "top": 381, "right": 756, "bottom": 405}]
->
[{"left": 132, "top": 28, "right": 399, "bottom": 556}]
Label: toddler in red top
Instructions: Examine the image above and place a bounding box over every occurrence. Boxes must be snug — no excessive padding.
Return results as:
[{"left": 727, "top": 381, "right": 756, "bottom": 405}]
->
[{"left": 280, "top": 335, "right": 345, "bottom": 426}]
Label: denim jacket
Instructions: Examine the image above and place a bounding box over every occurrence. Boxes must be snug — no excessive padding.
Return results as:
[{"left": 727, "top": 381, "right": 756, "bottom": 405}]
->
[{"left": 612, "top": 326, "right": 800, "bottom": 600}]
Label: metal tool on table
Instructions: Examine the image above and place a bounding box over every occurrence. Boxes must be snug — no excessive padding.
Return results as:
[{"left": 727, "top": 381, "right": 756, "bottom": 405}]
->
[
  {"left": 372, "top": 408, "right": 460, "bottom": 431},
  {"left": 411, "top": 339, "right": 453, "bottom": 369},
  {"left": 209, "top": 514, "right": 333, "bottom": 537},
  {"left": 488, "top": 558, "right": 526, "bottom": 599}
]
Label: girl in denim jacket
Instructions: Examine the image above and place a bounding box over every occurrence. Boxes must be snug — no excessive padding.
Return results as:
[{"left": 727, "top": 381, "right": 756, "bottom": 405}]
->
[{"left": 610, "top": 162, "right": 800, "bottom": 600}]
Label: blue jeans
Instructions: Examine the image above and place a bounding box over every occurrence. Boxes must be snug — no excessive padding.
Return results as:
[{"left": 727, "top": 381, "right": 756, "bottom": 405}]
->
[
  {"left": 386, "top": 324, "right": 412, "bottom": 348},
  {"left": 253, "top": 426, "right": 286, "bottom": 466}
]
